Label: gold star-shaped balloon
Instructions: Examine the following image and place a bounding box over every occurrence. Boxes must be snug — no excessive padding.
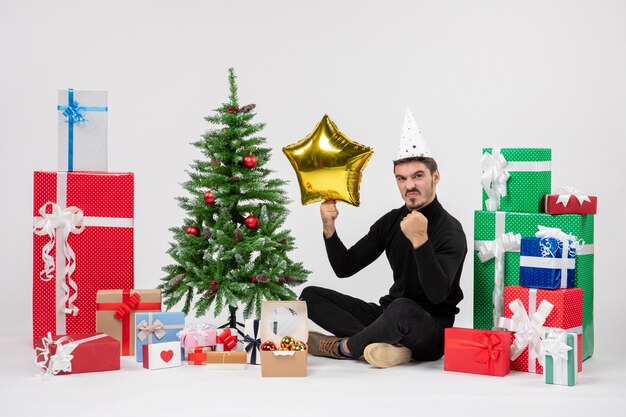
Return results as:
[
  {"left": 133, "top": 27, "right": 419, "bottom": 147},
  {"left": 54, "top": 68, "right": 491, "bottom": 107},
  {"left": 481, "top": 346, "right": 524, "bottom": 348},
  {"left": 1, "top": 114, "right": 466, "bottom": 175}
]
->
[{"left": 283, "top": 115, "right": 374, "bottom": 206}]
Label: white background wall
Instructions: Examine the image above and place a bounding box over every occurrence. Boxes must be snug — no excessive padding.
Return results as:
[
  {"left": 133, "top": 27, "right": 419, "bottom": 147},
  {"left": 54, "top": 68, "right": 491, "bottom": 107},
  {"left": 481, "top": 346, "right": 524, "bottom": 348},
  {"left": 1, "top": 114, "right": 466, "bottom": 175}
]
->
[{"left": 1, "top": 0, "right": 624, "bottom": 355}]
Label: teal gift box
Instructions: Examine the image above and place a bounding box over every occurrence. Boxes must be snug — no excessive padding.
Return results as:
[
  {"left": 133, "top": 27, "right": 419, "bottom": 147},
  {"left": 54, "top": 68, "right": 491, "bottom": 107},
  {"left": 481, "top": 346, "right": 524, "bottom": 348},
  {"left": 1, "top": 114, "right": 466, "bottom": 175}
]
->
[
  {"left": 473, "top": 210, "right": 594, "bottom": 360},
  {"left": 481, "top": 148, "right": 551, "bottom": 213},
  {"left": 135, "top": 311, "right": 185, "bottom": 362},
  {"left": 542, "top": 331, "right": 579, "bottom": 386}
]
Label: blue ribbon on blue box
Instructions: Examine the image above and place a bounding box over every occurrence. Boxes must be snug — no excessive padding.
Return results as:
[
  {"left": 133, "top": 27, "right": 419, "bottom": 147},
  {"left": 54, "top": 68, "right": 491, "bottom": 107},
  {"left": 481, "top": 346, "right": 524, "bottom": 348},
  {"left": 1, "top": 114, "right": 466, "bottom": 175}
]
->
[{"left": 57, "top": 89, "right": 108, "bottom": 171}]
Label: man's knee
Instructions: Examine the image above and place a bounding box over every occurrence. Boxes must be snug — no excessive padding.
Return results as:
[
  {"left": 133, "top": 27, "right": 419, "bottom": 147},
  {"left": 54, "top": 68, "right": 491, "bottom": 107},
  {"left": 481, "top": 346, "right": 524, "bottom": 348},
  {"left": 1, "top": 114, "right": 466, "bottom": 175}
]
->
[
  {"left": 299, "top": 285, "right": 325, "bottom": 302},
  {"left": 385, "top": 298, "right": 427, "bottom": 320}
]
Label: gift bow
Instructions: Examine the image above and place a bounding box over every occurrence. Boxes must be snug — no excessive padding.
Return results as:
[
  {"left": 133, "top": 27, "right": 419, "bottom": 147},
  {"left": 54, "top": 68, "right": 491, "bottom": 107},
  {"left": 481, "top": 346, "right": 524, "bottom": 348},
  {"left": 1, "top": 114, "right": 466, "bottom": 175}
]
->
[
  {"left": 477, "top": 232, "right": 521, "bottom": 328},
  {"left": 33, "top": 202, "right": 85, "bottom": 316},
  {"left": 216, "top": 329, "right": 238, "bottom": 351},
  {"left": 555, "top": 186, "right": 591, "bottom": 207},
  {"left": 136, "top": 319, "right": 166, "bottom": 342},
  {"left": 541, "top": 330, "right": 572, "bottom": 362},
  {"left": 535, "top": 226, "right": 580, "bottom": 256},
  {"left": 62, "top": 99, "right": 87, "bottom": 124},
  {"left": 113, "top": 293, "right": 141, "bottom": 320},
  {"left": 473, "top": 332, "right": 504, "bottom": 365},
  {"left": 177, "top": 323, "right": 214, "bottom": 346},
  {"left": 35, "top": 333, "right": 78, "bottom": 375},
  {"left": 481, "top": 150, "right": 510, "bottom": 211},
  {"left": 498, "top": 298, "right": 553, "bottom": 367}
]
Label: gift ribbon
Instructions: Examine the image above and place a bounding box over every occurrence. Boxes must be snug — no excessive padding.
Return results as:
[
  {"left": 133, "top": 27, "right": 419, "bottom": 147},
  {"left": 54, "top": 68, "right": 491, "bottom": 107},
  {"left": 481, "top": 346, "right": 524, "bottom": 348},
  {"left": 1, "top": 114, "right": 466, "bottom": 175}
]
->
[
  {"left": 96, "top": 290, "right": 161, "bottom": 355},
  {"left": 243, "top": 320, "right": 261, "bottom": 364},
  {"left": 446, "top": 332, "right": 505, "bottom": 375},
  {"left": 57, "top": 89, "right": 108, "bottom": 171},
  {"left": 33, "top": 172, "right": 134, "bottom": 335},
  {"left": 554, "top": 186, "right": 591, "bottom": 207},
  {"left": 187, "top": 347, "right": 209, "bottom": 365},
  {"left": 541, "top": 330, "right": 575, "bottom": 385},
  {"left": 475, "top": 212, "right": 521, "bottom": 328},
  {"left": 215, "top": 328, "right": 238, "bottom": 351},
  {"left": 33, "top": 202, "right": 85, "bottom": 318},
  {"left": 136, "top": 313, "right": 184, "bottom": 344},
  {"left": 498, "top": 290, "right": 553, "bottom": 373},
  {"left": 481, "top": 149, "right": 551, "bottom": 211},
  {"left": 177, "top": 323, "right": 216, "bottom": 348},
  {"left": 35, "top": 332, "right": 107, "bottom": 376}
]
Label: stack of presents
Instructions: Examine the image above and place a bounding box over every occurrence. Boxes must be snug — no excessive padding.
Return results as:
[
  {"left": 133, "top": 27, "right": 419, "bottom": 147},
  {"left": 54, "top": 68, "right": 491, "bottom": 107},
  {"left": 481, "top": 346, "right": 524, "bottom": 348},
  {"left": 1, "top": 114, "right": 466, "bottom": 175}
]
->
[
  {"left": 32, "top": 89, "right": 308, "bottom": 377},
  {"left": 444, "top": 148, "right": 597, "bottom": 386}
]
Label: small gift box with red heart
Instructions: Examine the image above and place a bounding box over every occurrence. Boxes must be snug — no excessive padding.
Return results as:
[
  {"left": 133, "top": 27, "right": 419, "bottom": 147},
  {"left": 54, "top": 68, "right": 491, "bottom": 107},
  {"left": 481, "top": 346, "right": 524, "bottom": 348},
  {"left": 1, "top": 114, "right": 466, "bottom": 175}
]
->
[
  {"left": 142, "top": 341, "right": 181, "bottom": 370},
  {"left": 444, "top": 328, "right": 513, "bottom": 377}
]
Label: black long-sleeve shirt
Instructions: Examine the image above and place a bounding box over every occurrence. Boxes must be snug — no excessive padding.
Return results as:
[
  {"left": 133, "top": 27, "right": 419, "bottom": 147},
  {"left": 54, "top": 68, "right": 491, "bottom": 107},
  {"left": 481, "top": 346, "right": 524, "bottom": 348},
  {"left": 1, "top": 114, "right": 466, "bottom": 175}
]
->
[{"left": 324, "top": 196, "right": 467, "bottom": 321}]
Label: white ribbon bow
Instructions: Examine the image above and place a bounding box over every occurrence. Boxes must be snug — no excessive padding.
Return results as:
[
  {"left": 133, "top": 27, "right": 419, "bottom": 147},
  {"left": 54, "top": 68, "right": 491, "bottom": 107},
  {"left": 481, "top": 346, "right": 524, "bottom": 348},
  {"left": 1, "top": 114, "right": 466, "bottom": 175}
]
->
[
  {"left": 477, "top": 232, "right": 521, "bottom": 327},
  {"left": 555, "top": 186, "right": 591, "bottom": 207},
  {"left": 541, "top": 330, "right": 572, "bottom": 361},
  {"left": 33, "top": 202, "right": 85, "bottom": 315},
  {"left": 481, "top": 150, "right": 510, "bottom": 211},
  {"left": 35, "top": 333, "right": 78, "bottom": 376},
  {"left": 498, "top": 298, "right": 553, "bottom": 368},
  {"left": 136, "top": 319, "right": 166, "bottom": 342}
]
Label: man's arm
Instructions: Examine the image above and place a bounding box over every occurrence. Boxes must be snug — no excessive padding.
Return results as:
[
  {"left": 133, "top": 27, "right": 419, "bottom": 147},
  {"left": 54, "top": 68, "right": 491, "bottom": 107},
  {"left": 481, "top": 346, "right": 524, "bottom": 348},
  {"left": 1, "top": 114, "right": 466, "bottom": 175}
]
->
[
  {"left": 320, "top": 200, "right": 385, "bottom": 278},
  {"left": 400, "top": 211, "right": 466, "bottom": 304}
]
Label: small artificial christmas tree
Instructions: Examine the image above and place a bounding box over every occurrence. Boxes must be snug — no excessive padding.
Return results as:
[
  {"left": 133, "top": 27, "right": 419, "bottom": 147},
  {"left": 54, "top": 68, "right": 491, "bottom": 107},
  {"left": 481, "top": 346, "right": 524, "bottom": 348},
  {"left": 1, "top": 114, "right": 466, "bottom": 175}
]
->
[{"left": 159, "top": 68, "right": 309, "bottom": 321}]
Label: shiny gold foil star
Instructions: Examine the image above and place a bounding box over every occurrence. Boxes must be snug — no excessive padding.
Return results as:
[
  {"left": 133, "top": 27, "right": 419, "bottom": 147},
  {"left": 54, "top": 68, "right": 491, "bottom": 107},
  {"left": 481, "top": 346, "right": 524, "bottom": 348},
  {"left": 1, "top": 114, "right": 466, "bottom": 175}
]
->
[{"left": 282, "top": 115, "right": 374, "bottom": 206}]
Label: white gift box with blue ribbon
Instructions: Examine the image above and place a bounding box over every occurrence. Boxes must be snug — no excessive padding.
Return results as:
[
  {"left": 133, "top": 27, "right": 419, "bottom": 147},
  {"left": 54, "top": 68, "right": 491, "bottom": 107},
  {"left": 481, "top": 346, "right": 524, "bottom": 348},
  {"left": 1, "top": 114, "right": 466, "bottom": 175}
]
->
[
  {"left": 57, "top": 88, "right": 108, "bottom": 172},
  {"left": 519, "top": 227, "right": 577, "bottom": 290}
]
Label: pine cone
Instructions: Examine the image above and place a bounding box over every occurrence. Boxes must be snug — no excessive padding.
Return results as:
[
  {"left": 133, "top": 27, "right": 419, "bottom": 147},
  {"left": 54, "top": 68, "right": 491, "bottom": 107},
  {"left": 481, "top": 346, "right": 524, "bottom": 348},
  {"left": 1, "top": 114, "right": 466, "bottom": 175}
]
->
[
  {"left": 168, "top": 273, "right": 185, "bottom": 287},
  {"left": 257, "top": 273, "right": 270, "bottom": 283},
  {"left": 234, "top": 227, "right": 244, "bottom": 243},
  {"left": 240, "top": 104, "right": 256, "bottom": 113},
  {"left": 203, "top": 227, "right": 212, "bottom": 240},
  {"left": 283, "top": 275, "right": 296, "bottom": 284},
  {"left": 204, "top": 287, "right": 218, "bottom": 298}
]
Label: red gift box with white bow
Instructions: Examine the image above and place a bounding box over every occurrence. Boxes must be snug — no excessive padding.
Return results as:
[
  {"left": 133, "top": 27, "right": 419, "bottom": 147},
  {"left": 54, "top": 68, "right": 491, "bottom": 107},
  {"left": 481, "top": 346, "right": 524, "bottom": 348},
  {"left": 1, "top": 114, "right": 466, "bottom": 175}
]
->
[
  {"left": 35, "top": 332, "right": 120, "bottom": 375},
  {"left": 32, "top": 171, "right": 134, "bottom": 347},
  {"left": 498, "top": 286, "right": 583, "bottom": 374},
  {"left": 543, "top": 187, "right": 597, "bottom": 215}
]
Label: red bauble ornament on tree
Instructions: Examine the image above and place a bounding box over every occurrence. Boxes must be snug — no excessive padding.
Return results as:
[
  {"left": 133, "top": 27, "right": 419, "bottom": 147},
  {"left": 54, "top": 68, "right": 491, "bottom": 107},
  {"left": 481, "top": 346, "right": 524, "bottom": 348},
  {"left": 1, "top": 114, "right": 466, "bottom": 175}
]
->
[
  {"left": 277, "top": 277, "right": 284, "bottom": 285},
  {"left": 242, "top": 153, "right": 257, "bottom": 168},
  {"left": 185, "top": 226, "right": 200, "bottom": 236},
  {"left": 211, "top": 279, "right": 217, "bottom": 286},
  {"left": 230, "top": 176, "right": 239, "bottom": 182},
  {"left": 244, "top": 214, "right": 259, "bottom": 229},
  {"left": 250, "top": 276, "right": 258, "bottom": 284},
  {"left": 204, "top": 191, "right": 215, "bottom": 205},
  {"left": 235, "top": 107, "right": 240, "bottom": 112},
  {"left": 228, "top": 106, "right": 233, "bottom": 114}
]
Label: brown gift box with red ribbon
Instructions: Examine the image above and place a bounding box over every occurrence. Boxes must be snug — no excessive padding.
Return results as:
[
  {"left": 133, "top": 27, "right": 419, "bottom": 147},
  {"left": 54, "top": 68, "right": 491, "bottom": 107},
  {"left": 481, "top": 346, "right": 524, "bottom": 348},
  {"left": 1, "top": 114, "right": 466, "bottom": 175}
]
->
[{"left": 96, "top": 289, "right": 161, "bottom": 356}]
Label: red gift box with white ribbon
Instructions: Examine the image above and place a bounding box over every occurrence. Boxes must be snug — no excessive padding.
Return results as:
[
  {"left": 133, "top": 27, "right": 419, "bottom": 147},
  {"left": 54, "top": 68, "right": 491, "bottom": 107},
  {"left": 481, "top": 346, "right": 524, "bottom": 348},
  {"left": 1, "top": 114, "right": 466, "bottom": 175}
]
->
[
  {"left": 498, "top": 286, "right": 583, "bottom": 374},
  {"left": 35, "top": 332, "right": 120, "bottom": 375},
  {"left": 543, "top": 187, "right": 597, "bottom": 215},
  {"left": 32, "top": 171, "right": 134, "bottom": 347}
]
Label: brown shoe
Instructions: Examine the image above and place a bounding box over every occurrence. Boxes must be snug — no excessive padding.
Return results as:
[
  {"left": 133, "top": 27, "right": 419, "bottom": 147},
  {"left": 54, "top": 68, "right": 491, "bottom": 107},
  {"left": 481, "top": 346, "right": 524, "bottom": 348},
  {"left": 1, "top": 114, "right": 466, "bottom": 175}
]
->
[
  {"left": 363, "top": 343, "right": 412, "bottom": 368},
  {"left": 307, "top": 331, "right": 344, "bottom": 359}
]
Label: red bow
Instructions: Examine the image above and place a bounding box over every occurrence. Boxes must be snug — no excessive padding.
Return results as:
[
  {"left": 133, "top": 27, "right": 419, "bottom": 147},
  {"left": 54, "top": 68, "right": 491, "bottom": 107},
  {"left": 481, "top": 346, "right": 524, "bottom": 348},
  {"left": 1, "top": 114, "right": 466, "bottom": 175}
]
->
[
  {"left": 113, "top": 293, "right": 141, "bottom": 320},
  {"left": 472, "top": 333, "right": 504, "bottom": 373},
  {"left": 216, "top": 329, "right": 238, "bottom": 351}
]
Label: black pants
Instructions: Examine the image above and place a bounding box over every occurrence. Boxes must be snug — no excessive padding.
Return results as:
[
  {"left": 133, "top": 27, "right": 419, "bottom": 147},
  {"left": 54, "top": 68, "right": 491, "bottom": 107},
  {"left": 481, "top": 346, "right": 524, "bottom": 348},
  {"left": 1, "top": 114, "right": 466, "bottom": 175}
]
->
[{"left": 300, "top": 286, "right": 452, "bottom": 361}]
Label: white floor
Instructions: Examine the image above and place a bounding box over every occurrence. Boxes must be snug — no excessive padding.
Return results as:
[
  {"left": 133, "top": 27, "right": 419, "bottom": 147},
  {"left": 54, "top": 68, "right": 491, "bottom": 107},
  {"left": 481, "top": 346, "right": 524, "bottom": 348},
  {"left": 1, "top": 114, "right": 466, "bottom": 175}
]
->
[{"left": 2, "top": 336, "right": 624, "bottom": 416}]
